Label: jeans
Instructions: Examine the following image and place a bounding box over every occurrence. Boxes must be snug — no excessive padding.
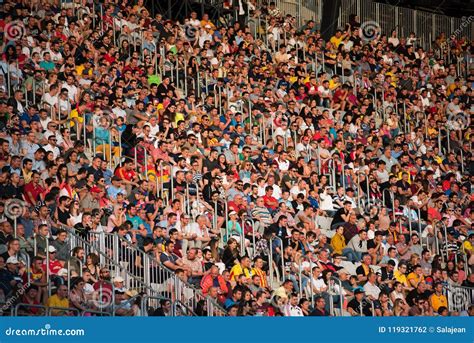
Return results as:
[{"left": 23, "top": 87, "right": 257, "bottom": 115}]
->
[{"left": 342, "top": 248, "right": 360, "bottom": 262}]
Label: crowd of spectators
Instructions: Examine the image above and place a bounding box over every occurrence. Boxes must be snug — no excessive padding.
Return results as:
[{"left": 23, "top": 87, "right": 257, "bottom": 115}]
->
[{"left": 0, "top": 0, "right": 472, "bottom": 317}]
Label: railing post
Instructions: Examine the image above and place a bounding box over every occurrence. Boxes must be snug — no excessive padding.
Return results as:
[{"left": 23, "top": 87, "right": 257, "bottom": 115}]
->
[{"left": 268, "top": 237, "right": 274, "bottom": 290}]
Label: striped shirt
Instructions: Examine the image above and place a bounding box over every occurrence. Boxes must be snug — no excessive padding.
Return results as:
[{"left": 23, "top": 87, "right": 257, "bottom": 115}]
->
[{"left": 251, "top": 267, "right": 268, "bottom": 288}]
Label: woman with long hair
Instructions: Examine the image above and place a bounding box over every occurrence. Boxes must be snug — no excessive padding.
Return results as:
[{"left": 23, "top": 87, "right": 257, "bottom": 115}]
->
[
  {"left": 85, "top": 253, "right": 100, "bottom": 283},
  {"left": 217, "top": 154, "right": 228, "bottom": 173},
  {"left": 69, "top": 277, "right": 91, "bottom": 313},
  {"left": 392, "top": 298, "right": 409, "bottom": 316},
  {"left": 67, "top": 200, "right": 83, "bottom": 227},
  {"left": 60, "top": 127, "right": 75, "bottom": 152},
  {"left": 56, "top": 164, "right": 68, "bottom": 185}
]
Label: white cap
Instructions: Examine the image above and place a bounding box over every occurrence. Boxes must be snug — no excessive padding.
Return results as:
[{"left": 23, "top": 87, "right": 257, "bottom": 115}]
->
[
  {"left": 113, "top": 276, "right": 124, "bottom": 283},
  {"left": 6, "top": 256, "right": 19, "bottom": 264},
  {"left": 48, "top": 245, "right": 57, "bottom": 253}
]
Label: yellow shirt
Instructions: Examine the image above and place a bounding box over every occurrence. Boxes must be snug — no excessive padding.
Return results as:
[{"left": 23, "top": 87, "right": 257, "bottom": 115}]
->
[
  {"left": 407, "top": 272, "right": 424, "bottom": 286},
  {"left": 329, "top": 79, "right": 340, "bottom": 91},
  {"left": 331, "top": 233, "right": 346, "bottom": 255},
  {"left": 174, "top": 112, "right": 185, "bottom": 126},
  {"left": 330, "top": 36, "right": 343, "bottom": 48},
  {"left": 430, "top": 293, "right": 448, "bottom": 311},
  {"left": 46, "top": 295, "right": 70, "bottom": 315},
  {"left": 229, "top": 263, "right": 252, "bottom": 281},
  {"left": 69, "top": 108, "right": 84, "bottom": 127},
  {"left": 394, "top": 270, "right": 409, "bottom": 287},
  {"left": 446, "top": 83, "right": 457, "bottom": 96},
  {"left": 76, "top": 65, "right": 93, "bottom": 77},
  {"left": 462, "top": 240, "right": 473, "bottom": 254}
]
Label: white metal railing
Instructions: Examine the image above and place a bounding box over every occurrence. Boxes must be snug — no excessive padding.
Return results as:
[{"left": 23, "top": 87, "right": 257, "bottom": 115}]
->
[
  {"left": 117, "top": 236, "right": 228, "bottom": 316},
  {"left": 443, "top": 285, "right": 474, "bottom": 313}
]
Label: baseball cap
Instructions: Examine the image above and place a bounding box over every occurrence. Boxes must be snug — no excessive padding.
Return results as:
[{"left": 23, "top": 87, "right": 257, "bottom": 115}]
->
[
  {"left": 113, "top": 276, "right": 124, "bottom": 283},
  {"left": 6, "top": 256, "right": 19, "bottom": 264},
  {"left": 48, "top": 246, "right": 57, "bottom": 253}
]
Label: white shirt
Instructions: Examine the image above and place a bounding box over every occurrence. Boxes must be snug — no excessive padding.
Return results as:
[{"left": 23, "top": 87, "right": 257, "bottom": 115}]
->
[
  {"left": 290, "top": 185, "right": 306, "bottom": 200},
  {"left": 319, "top": 192, "right": 334, "bottom": 211},
  {"left": 48, "top": 50, "right": 63, "bottom": 63},
  {"left": 62, "top": 83, "right": 78, "bottom": 103},
  {"left": 112, "top": 107, "right": 127, "bottom": 119},
  {"left": 43, "top": 144, "right": 60, "bottom": 159},
  {"left": 310, "top": 278, "right": 327, "bottom": 292},
  {"left": 317, "top": 85, "right": 331, "bottom": 97},
  {"left": 189, "top": 18, "right": 201, "bottom": 28},
  {"left": 58, "top": 98, "right": 71, "bottom": 114},
  {"left": 275, "top": 158, "right": 290, "bottom": 172},
  {"left": 273, "top": 127, "right": 291, "bottom": 140},
  {"left": 363, "top": 281, "right": 381, "bottom": 299},
  {"left": 149, "top": 124, "right": 160, "bottom": 137},
  {"left": 296, "top": 142, "right": 311, "bottom": 157},
  {"left": 41, "top": 92, "right": 58, "bottom": 107},
  {"left": 283, "top": 304, "right": 304, "bottom": 317},
  {"left": 183, "top": 222, "right": 203, "bottom": 237}
]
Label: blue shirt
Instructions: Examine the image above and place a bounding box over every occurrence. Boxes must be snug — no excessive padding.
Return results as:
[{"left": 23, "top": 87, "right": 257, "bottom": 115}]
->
[
  {"left": 107, "top": 185, "right": 126, "bottom": 199},
  {"left": 224, "top": 298, "right": 237, "bottom": 309},
  {"left": 20, "top": 112, "right": 40, "bottom": 125},
  {"left": 39, "top": 60, "right": 55, "bottom": 71},
  {"left": 126, "top": 215, "right": 144, "bottom": 230}
]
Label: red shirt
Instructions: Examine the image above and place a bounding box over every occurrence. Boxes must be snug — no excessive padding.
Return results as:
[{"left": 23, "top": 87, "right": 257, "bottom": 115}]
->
[
  {"left": 427, "top": 207, "right": 442, "bottom": 221},
  {"left": 228, "top": 201, "right": 245, "bottom": 213},
  {"left": 115, "top": 167, "right": 136, "bottom": 181},
  {"left": 42, "top": 259, "right": 62, "bottom": 275},
  {"left": 24, "top": 181, "right": 45, "bottom": 205},
  {"left": 263, "top": 195, "right": 278, "bottom": 211}
]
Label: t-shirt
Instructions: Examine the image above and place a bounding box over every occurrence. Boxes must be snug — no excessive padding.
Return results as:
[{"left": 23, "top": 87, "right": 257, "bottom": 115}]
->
[
  {"left": 347, "top": 298, "right": 372, "bottom": 316},
  {"left": 160, "top": 252, "right": 178, "bottom": 266},
  {"left": 46, "top": 295, "right": 70, "bottom": 315},
  {"left": 394, "top": 270, "right": 409, "bottom": 287},
  {"left": 229, "top": 263, "right": 252, "bottom": 281},
  {"left": 430, "top": 293, "right": 447, "bottom": 311},
  {"left": 407, "top": 272, "right": 424, "bottom": 286}
]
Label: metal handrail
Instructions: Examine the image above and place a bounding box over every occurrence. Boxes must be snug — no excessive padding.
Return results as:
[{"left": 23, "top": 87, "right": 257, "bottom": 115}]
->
[
  {"left": 117, "top": 236, "right": 228, "bottom": 316},
  {"left": 12, "top": 303, "right": 46, "bottom": 316},
  {"left": 81, "top": 309, "right": 112, "bottom": 316},
  {"left": 329, "top": 276, "right": 344, "bottom": 316},
  {"left": 173, "top": 300, "right": 198, "bottom": 316},
  {"left": 47, "top": 306, "right": 81, "bottom": 316},
  {"left": 65, "top": 228, "right": 158, "bottom": 298}
]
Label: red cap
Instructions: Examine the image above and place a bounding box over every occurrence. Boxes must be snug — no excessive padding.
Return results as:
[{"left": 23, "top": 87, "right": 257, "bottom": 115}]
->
[{"left": 90, "top": 186, "right": 102, "bottom": 193}]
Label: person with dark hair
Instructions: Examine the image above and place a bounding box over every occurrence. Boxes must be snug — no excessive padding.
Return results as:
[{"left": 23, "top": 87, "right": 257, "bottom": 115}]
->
[
  {"left": 229, "top": 255, "right": 252, "bottom": 283},
  {"left": 224, "top": 287, "right": 243, "bottom": 309},
  {"left": 310, "top": 296, "right": 329, "bottom": 316},
  {"left": 151, "top": 298, "right": 172, "bottom": 316}
]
